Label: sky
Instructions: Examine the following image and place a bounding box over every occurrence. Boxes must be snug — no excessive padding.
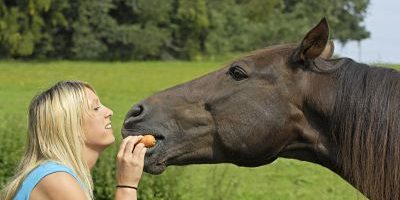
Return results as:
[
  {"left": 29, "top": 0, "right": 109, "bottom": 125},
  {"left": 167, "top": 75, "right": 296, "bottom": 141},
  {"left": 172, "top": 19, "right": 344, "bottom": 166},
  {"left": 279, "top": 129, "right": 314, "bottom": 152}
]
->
[{"left": 333, "top": 0, "right": 400, "bottom": 64}]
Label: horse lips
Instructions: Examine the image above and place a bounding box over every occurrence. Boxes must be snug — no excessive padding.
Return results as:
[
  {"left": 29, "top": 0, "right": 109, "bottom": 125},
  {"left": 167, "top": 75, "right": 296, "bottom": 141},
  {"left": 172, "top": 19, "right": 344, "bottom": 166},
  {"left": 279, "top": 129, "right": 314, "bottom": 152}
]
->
[{"left": 139, "top": 135, "right": 156, "bottom": 148}]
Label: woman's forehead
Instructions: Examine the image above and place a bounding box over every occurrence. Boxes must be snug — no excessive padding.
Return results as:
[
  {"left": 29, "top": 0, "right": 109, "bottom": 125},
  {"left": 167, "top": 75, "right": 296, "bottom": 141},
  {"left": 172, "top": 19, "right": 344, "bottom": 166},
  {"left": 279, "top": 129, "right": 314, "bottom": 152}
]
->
[{"left": 85, "top": 87, "right": 99, "bottom": 104}]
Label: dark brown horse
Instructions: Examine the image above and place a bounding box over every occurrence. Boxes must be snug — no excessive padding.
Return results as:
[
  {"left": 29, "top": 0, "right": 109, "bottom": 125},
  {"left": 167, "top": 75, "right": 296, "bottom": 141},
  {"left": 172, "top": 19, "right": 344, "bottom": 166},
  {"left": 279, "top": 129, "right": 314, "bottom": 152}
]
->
[{"left": 122, "top": 18, "right": 400, "bottom": 200}]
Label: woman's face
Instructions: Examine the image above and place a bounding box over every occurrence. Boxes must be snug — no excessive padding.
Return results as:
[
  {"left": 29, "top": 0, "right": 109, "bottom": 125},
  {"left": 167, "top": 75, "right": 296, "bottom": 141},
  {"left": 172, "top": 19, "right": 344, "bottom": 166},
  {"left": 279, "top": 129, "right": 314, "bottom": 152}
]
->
[{"left": 83, "top": 87, "right": 115, "bottom": 151}]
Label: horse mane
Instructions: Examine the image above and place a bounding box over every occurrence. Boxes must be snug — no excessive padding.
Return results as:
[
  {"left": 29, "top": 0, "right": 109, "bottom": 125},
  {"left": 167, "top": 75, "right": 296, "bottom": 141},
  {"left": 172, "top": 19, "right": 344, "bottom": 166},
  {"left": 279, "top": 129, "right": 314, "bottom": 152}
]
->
[{"left": 329, "top": 59, "right": 400, "bottom": 200}]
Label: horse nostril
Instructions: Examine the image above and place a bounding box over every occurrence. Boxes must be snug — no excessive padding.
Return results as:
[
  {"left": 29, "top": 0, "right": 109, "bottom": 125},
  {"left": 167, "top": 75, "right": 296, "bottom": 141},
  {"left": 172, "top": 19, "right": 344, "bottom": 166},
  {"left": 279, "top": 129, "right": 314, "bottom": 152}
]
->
[
  {"left": 131, "top": 105, "right": 144, "bottom": 117},
  {"left": 204, "top": 103, "right": 212, "bottom": 112},
  {"left": 124, "top": 104, "right": 145, "bottom": 127}
]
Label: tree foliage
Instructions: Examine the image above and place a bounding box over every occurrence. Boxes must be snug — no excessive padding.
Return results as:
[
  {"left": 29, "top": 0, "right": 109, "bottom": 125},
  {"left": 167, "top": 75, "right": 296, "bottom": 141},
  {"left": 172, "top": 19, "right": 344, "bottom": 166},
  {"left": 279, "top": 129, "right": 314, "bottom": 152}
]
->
[{"left": 0, "top": 0, "right": 371, "bottom": 60}]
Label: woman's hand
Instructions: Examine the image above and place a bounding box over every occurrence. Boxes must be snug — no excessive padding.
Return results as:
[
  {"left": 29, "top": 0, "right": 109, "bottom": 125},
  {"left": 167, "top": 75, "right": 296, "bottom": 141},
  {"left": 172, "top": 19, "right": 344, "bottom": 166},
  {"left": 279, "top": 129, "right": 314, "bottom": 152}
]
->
[{"left": 116, "top": 136, "right": 147, "bottom": 187}]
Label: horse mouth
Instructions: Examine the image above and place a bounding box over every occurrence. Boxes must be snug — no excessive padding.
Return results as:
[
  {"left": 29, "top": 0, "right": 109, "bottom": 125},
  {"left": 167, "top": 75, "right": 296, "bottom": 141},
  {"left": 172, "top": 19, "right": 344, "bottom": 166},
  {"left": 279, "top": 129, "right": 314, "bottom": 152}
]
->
[
  {"left": 121, "top": 128, "right": 168, "bottom": 174},
  {"left": 121, "top": 128, "right": 164, "bottom": 142}
]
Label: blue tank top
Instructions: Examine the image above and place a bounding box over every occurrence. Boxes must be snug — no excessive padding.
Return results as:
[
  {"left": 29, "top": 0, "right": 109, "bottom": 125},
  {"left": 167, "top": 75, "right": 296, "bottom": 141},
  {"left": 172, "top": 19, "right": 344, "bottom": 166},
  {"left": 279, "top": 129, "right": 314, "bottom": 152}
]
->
[{"left": 13, "top": 161, "right": 83, "bottom": 200}]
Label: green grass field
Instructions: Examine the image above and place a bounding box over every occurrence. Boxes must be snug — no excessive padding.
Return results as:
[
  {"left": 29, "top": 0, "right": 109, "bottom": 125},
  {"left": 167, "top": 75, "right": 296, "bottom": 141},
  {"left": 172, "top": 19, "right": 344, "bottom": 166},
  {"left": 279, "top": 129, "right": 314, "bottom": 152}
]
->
[{"left": 2, "top": 61, "right": 397, "bottom": 199}]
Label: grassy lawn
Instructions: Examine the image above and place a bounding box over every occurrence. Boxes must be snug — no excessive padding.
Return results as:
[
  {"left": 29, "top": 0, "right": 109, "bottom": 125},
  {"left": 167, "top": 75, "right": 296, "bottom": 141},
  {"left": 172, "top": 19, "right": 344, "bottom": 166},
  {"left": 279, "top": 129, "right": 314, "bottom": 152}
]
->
[{"left": 2, "top": 61, "right": 397, "bottom": 199}]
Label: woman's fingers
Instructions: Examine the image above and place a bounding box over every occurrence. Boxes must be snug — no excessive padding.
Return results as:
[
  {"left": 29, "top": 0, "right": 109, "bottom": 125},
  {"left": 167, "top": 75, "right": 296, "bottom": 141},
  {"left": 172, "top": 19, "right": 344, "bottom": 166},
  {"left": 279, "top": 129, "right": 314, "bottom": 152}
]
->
[
  {"left": 139, "top": 147, "right": 147, "bottom": 167},
  {"left": 140, "top": 147, "right": 147, "bottom": 159},
  {"left": 132, "top": 142, "right": 146, "bottom": 159},
  {"left": 117, "top": 136, "right": 130, "bottom": 159},
  {"left": 123, "top": 136, "right": 142, "bottom": 156}
]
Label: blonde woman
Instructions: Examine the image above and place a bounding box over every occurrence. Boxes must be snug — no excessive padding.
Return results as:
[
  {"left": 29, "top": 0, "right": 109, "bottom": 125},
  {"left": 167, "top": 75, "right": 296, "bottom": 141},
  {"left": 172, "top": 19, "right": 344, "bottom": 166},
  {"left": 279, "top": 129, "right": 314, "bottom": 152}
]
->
[{"left": 1, "top": 81, "right": 146, "bottom": 200}]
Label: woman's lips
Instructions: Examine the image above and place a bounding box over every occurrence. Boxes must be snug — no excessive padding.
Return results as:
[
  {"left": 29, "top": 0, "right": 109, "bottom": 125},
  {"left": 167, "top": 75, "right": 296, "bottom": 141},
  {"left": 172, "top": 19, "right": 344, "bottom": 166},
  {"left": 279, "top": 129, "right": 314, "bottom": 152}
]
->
[{"left": 105, "top": 122, "right": 112, "bottom": 129}]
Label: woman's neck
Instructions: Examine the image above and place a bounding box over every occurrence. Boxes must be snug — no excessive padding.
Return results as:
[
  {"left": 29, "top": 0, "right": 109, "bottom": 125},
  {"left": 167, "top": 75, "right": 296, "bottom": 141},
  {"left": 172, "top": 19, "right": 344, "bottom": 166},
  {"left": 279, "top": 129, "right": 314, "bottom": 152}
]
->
[{"left": 83, "top": 146, "right": 102, "bottom": 170}]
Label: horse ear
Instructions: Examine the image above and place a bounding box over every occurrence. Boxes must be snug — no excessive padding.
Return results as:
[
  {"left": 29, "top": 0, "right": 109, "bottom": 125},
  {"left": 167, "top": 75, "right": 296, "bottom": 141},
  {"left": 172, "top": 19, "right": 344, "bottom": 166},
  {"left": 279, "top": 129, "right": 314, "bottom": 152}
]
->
[
  {"left": 320, "top": 40, "right": 334, "bottom": 59},
  {"left": 292, "top": 18, "right": 330, "bottom": 62}
]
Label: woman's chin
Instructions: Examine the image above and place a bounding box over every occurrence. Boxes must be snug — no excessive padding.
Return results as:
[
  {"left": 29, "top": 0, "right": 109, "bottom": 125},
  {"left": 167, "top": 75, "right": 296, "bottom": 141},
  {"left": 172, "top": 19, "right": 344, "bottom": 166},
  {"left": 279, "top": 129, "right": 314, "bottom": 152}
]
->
[
  {"left": 106, "top": 135, "right": 116, "bottom": 147},
  {"left": 100, "top": 132, "right": 116, "bottom": 149}
]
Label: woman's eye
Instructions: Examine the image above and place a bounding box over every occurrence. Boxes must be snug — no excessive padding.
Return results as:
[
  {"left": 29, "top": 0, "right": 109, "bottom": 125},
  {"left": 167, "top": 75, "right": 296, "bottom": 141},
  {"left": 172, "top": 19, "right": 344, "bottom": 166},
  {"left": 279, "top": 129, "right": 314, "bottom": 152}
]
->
[
  {"left": 228, "top": 66, "right": 248, "bottom": 81},
  {"left": 94, "top": 106, "right": 101, "bottom": 111}
]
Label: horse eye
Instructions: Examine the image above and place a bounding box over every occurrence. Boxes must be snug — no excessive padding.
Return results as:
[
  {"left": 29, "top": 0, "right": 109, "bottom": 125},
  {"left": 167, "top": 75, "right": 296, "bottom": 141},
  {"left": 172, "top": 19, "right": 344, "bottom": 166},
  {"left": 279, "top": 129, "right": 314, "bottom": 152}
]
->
[{"left": 228, "top": 66, "right": 248, "bottom": 81}]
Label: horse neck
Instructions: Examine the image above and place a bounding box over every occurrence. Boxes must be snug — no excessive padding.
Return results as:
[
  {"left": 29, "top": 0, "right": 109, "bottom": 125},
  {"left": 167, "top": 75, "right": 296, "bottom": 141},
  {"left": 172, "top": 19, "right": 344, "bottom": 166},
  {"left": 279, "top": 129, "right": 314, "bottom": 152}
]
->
[
  {"left": 278, "top": 60, "right": 344, "bottom": 173},
  {"left": 304, "top": 59, "right": 400, "bottom": 200},
  {"left": 298, "top": 66, "right": 341, "bottom": 170}
]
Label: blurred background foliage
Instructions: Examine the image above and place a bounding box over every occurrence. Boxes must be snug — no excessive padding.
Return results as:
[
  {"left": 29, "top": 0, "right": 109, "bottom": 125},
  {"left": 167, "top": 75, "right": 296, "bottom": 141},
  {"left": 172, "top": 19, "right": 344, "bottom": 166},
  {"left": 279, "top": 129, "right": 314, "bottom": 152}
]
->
[{"left": 0, "top": 0, "right": 370, "bottom": 60}]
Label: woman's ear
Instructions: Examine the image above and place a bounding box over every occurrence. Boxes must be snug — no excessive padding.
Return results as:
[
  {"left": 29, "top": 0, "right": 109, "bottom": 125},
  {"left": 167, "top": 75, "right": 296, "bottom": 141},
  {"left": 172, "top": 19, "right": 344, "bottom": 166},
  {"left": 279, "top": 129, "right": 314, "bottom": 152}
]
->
[{"left": 292, "top": 18, "right": 331, "bottom": 63}]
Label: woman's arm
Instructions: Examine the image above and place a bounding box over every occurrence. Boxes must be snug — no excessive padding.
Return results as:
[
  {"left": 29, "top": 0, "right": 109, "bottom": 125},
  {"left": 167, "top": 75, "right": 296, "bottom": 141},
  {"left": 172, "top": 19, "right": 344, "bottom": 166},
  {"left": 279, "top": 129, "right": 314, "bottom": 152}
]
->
[{"left": 115, "top": 136, "right": 147, "bottom": 200}]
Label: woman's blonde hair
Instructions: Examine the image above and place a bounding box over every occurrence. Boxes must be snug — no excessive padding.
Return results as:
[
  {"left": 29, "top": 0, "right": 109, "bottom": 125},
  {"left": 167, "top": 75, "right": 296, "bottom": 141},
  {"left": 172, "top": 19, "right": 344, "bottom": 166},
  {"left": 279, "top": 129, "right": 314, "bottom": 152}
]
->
[{"left": 1, "top": 80, "right": 96, "bottom": 200}]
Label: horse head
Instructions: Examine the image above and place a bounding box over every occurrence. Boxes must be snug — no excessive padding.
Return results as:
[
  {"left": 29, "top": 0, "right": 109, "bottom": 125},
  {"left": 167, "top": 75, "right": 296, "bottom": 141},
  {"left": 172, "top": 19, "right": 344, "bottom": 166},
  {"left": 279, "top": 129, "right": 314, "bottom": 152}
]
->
[{"left": 122, "top": 18, "right": 336, "bottom": 173}]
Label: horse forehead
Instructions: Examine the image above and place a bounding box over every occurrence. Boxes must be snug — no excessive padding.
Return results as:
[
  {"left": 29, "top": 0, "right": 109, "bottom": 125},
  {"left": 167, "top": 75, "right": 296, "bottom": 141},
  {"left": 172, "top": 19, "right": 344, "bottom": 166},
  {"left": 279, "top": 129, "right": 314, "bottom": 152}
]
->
[{"left": 244, "top": 46, "right": 295, "bottom": 68}]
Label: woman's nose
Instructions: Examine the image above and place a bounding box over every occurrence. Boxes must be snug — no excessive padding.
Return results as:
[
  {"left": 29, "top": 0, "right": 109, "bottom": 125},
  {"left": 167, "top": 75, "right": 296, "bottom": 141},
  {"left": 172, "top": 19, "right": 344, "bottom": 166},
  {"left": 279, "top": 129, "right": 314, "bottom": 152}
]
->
[{"left": 105, "top": 107, "right": 113, "bottom": 117}]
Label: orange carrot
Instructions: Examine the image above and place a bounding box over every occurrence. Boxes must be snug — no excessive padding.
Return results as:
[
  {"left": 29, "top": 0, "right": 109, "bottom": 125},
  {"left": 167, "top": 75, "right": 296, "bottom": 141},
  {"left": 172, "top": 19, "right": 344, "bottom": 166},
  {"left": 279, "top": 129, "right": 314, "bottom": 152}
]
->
[{"left": 139, "top": 135, "right": 156, "bottom": 148}]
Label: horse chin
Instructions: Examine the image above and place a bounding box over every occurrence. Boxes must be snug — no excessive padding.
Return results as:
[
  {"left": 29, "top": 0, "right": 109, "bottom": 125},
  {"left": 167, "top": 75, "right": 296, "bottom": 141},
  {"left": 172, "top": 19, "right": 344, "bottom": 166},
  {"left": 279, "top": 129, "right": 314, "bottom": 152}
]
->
[
  {"left": 143, "top": 152, "right": 168, "bottom": 174},
  {"left": 144, "top": 162, "right": 167, "bottom": 175}
]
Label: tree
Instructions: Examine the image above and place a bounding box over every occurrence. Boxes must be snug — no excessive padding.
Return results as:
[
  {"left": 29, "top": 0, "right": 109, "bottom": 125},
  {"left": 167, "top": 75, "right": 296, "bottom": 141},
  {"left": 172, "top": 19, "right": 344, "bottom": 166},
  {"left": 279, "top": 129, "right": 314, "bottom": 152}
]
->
[
  {"left": 0, "top": 0, "right": 371, "bottom": 60},
  {"left": 0, "top": 0, "right": 51, "bottom": 57},
  {"left": 277, "top": 0, "right": 370, "bottom": 43},
  {"left": 106, "top": 0, "right": 173, "bottom": 60},
  {"left": 169, "top": 0, "right": 209, "bottom": 60}
]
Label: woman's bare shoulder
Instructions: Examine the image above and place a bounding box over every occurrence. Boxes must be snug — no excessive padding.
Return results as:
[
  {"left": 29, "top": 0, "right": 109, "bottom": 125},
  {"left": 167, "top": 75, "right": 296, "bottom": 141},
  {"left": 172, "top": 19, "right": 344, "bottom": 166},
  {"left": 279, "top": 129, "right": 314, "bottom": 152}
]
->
[{"left": 30, "top": 172, "right": 87, "bottom": 200}]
